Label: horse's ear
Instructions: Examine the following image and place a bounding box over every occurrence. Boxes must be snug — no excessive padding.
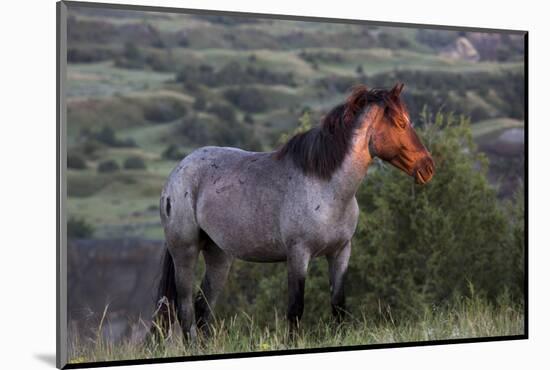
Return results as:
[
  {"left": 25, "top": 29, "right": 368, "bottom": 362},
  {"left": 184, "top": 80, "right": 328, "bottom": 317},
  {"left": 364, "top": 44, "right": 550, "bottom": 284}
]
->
[{"left": 391, "top": 83, "right": 405, "bottom": 97}]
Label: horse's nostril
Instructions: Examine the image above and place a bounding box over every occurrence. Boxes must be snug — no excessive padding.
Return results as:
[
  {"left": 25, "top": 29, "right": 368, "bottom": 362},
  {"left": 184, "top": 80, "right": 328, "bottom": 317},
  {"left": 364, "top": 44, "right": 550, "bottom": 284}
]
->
[{"left": 425, "top": 158, "right": 434, "bottom": 175}]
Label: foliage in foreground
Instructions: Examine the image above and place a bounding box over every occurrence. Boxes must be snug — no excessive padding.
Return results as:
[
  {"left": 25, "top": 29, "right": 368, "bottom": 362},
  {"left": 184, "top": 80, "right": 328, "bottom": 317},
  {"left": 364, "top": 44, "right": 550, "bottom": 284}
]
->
[{"left": 68, "top": 294, "right": 523, "bottom": 364}]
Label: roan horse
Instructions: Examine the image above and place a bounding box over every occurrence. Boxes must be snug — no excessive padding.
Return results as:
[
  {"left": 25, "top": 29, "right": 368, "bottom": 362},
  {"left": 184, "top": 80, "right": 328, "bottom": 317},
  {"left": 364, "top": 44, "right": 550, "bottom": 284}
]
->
[{"left": 148, "top": 83, "right": 434, "bottom": 341}]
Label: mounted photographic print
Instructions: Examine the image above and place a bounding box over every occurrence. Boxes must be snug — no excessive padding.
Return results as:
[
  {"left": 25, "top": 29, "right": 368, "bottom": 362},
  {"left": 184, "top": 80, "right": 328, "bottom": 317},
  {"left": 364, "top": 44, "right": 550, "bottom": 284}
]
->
[{"left": 56, "top": 1, "right": 528, "bottom": 368}]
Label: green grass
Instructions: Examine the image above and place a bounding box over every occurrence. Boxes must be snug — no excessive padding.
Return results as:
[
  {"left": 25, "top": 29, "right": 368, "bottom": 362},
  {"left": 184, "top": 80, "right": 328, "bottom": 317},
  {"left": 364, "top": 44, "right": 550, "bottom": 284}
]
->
[
  {"left": 67, "top": 168, "right": 166, "bottom": 239},
  {"left": 67, "top": 62, "right": 174, "bottom": 99},
  {"left": 65, "top": 12, "right": 525, "bottom": 241},
  {"left": 68, "top": 295, "right": 523, "bottom": 364}
]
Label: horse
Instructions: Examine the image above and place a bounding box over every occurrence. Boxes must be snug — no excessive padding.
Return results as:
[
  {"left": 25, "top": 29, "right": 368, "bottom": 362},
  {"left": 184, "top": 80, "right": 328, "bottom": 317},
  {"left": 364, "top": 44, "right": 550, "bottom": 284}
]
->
[{"left": 147, "top": 83, "right": 434, "bottom": 342}]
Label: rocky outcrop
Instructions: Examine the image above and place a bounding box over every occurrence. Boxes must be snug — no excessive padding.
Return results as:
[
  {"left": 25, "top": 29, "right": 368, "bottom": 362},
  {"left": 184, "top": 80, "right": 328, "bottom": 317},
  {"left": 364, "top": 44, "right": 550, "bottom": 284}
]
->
[
  {"left": 67, "top": 239, "right": 164, "bottom": 343},
  {"left": 440, "top": 37, "right": 480, "bottom": 62}
]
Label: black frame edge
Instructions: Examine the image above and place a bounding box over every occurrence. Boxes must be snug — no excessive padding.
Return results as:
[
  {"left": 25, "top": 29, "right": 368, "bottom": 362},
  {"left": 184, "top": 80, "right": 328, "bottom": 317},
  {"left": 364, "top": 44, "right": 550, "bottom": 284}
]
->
[{"left": 523, "top": 32, "right": 529, "bottom": 338}]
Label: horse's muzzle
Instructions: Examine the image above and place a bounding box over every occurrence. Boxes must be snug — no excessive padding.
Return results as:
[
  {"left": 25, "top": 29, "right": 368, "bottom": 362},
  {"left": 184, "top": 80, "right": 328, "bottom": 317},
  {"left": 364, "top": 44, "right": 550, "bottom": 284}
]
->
[{"left": 414, "top": 156, "right": 435, "bottom": 185}]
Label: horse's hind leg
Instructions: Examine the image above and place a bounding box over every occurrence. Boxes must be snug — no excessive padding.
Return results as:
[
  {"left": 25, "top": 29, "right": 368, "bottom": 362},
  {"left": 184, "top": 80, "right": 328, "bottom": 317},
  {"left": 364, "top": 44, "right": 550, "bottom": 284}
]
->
[
  {"left": 195, "top": 237, "right": 233, "bottom": 335},
  {"left": 168, "top": 242, "right": 200, "bottom": 341},
  {"left": 326, "top": 240, "right": 351, "bottom": 322}
]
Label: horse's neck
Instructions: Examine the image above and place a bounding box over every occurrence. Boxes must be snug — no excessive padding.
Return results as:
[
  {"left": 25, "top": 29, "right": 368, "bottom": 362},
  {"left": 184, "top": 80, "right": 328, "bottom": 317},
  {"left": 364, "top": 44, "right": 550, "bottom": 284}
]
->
[{"left": 329, "top": 127, "right": 373, "bottom": 202}]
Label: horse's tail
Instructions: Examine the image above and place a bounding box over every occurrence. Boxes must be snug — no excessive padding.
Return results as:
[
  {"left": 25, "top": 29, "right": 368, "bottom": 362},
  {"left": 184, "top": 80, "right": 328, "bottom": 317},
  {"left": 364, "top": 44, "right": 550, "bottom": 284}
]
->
[{"left": 145, "top": 246, "right": 178, "bottom": 345}]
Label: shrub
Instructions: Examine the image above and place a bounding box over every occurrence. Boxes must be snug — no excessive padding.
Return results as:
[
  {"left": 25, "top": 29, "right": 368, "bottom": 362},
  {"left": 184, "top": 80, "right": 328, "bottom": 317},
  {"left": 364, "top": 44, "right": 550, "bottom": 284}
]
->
[
  {"left": 123, "top": 156, "right": 147, "bottom": 170},
  {"left": 347, "top": 112, "right": 524, "bottom": 318},
  {"left": 224, "top": 87, "right": 268, "bottom": 113},
  {"left": 217, "top": 111, "right": 524, "bottom": 325},
  {"left": 318, "top": 70, "right": 525, "bottom": 121},
  {"left": 67, "top": 154, "right": 87, "bottom": 170},
  {"left": 244, "top": 113, "right": 254, "bottom": 125},
  {"left": 416, "top": 29, "right": 459, "bottom": 48},
  {"left": 469, "top": 106, "right": 491, "bottom": 122},
  {"left": 97, "top": 160, "right": 120, "bottom": 173},
  {"left": 146, "top": 52, "right": 172, "bottom": 72},
  {"left": 123, "top": 42, "right": 141, "bottom": 60},
  {"left": 179, "top": 114, "right": 262, "bottom": 151},
  {"left": 67, "top": 47, "right": 114, "bottom": 63},
  {"left": 162, "top": 144, "right": 186, "bottom": 161},
  {"left": 179, "top": 115, "right": 212, "bottom": 145},
  {"left": 67, "top": 217, "right": 94, "bottom": 239},
  {"left": 176, "top": 62, "right": 295, "bottom": 87},
  {"left": 193, "top": 96, "right": 207, "bottom": 111},
  {"left": 208, "top": 104, "right": 237, "bottom": 123},
  {"left": 114, "top": 43, "right": 145, "bottom": 70},
  {"left": 144, "top": 101, "right": 187, "bottom": 123},
  {"left": 94, "top": 127, "right": 136, "bottom": 148}
]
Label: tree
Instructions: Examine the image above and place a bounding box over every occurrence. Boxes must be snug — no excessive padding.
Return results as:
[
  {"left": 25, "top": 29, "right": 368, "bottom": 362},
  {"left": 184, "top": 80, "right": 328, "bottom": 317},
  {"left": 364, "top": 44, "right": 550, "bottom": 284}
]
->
[
  {"left": 348, "top": 112, "right": 522, "bottom": 318},
  {"left": 97, "top": 160, "right": 120, "bottom": 173},
  {"left": 123, "top": 156, "right": 147, "bottom": 170},
  {"left": 67, "top": 217, "right": 94, "bottom": 239},
  {"left": 67, "top": 154, "right": 87, "bottom": 170},
  {"left": 223, "top": 87, "right": 269, "bottom": 113},
  {"left": 193, "top": 96, "right": 207, "bottom": 111},
  {"left": 217, "top": 111, "right": 524, "bottom": 325},
  {"left": 162, "top": 144, "right": 186, "bottom": 161}
]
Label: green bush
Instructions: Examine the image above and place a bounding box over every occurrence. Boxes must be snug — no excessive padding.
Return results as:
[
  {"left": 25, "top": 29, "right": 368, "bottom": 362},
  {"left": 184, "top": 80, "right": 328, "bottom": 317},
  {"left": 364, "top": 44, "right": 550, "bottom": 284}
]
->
[
  {"left": 123, "top": 156, "right": 147, "bottom": 170},
  {"left": 244, "top": 113, "right": 254, "bottom": 125},
  {"left": 215, "top": 112, "right": 524, "bottom": 325},
  {"left": 179, "top": 113, "right": 262, "bottom": 151},
  {"left": 67, "top": 47, "right": 115, "bottom": 63},
  {"left": 114, "top": 43, "right": 144, "bottom": 70},
  {"left": 208, "top": 104, "right": 237, "bottom": 123},
  {"left": 67, "top": 217, "right": 94, "bottom": 239},
  {"left": 317, "top": 70, "right": 525, "bottom": 122},
  {"left": 67, "top": 154, "right": 87, "bottom": 170},
  {"left": 416, "top": 29, "right": 459, "bottom": 48},
  {"left": 350, "top": 113, "right": 524, "bottom": 318},
  {"left": 97, "top": 160, "right": 120, "bottom": 173},
  {"left": 144, "top": 101, "right": 187, "bottom": 123},
  {"left": 176, "top": 62, "right": 295, "bottom": 87},
  {"left": 162, "top": 144, "right": 186, "bottom": 161},
  {"left": 94, "top": 127, "right": 136, "bottom": 148},
  {"left": 224, "top": 87, "right": 268, "bottom": 113},
  {"left": 193, "top": 96, "right": 207, "bottom": 111}
]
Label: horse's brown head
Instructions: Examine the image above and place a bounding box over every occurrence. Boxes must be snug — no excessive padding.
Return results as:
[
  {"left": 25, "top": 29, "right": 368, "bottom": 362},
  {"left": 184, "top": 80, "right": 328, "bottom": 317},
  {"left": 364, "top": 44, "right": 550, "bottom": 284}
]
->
[{"left": 368, "top": 83, "right": 435, "bottom": 184}]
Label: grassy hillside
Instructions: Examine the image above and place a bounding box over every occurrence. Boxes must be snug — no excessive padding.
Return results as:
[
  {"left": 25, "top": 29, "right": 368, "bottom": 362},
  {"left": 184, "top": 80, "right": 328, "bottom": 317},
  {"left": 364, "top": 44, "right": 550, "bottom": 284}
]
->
[{"left": 66, "top": 6, "right": 525, "bottom": 240}]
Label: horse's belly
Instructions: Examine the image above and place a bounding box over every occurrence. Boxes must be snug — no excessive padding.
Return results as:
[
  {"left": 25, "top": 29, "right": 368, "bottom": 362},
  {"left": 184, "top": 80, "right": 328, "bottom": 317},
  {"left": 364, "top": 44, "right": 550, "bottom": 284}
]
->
[
  {"left": 207, "top": 228, "right": 287, "bottom": 262},
  {"left": 199, "top": 208, "right": 287, "bottom": 262}
]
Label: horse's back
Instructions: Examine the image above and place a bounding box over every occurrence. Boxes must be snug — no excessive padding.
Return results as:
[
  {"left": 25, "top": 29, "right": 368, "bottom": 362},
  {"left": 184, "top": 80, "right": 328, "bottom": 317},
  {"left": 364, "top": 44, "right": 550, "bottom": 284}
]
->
[
  {"left": 161, "top": 145, "right": 358, "bottom": 262},
  {"left": 162, "top": 146, "right": 289, "bottom": 260}
]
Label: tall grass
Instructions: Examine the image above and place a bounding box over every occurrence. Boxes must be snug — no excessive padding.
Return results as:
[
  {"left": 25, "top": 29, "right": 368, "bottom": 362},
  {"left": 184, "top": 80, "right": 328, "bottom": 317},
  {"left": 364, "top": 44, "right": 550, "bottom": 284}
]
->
[{"left": 68, "top": 294, "right": 524, "bottom": 364}]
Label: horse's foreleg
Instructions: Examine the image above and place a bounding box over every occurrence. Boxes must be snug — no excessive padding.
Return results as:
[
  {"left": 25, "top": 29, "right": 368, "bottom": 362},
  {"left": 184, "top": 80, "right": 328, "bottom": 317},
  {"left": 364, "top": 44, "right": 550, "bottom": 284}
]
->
[
  {"left": 327, "top": 241, "right": 351, "bottom": 322},
  {"left": 286, "top": 248, "right": 311, "bottom": 330},
  {"left": 169, "top": 243, "right": 200, "bottom": 342},
  {"left": 195, "top": 241, "right": 233, "bottom": 335}
]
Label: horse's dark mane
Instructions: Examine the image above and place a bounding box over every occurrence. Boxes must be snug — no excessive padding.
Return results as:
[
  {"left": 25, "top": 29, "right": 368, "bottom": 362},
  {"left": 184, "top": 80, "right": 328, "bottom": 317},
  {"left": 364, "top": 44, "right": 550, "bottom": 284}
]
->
[{"left": 275, "top": 84, "right": 407, "bottom": 179}]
